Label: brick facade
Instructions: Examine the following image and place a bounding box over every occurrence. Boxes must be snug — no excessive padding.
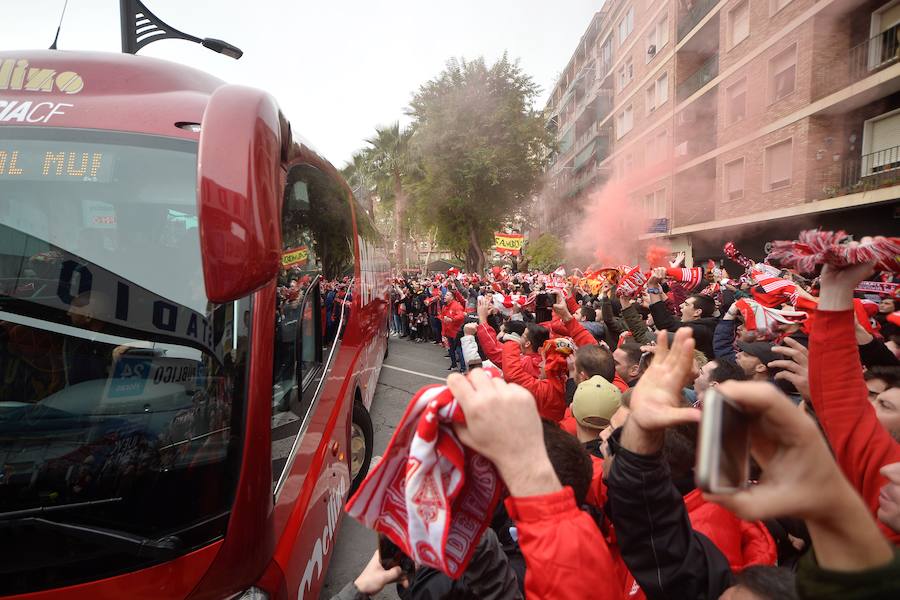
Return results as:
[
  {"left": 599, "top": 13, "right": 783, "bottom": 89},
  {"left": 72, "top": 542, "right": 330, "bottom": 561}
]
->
[{"left": 539, "top": 0, "right": 900, "bottom": 254}]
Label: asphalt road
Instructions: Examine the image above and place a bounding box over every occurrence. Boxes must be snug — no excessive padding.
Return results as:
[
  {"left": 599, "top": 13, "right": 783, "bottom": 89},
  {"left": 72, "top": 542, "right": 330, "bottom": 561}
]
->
[{"left": 320, "top": 335, "right": 453, "bottom": 599}]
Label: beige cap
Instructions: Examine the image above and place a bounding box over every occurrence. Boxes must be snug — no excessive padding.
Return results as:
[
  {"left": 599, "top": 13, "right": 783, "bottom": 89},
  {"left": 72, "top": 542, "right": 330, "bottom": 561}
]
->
[{"left": 572, "top": 375, "right": 622, "bottom": 430}]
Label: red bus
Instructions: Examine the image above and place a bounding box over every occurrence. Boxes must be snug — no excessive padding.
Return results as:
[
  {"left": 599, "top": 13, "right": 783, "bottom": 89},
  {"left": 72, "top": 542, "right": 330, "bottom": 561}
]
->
[{"left": 0, "top": 50, "right": 390, "bottom": 599}]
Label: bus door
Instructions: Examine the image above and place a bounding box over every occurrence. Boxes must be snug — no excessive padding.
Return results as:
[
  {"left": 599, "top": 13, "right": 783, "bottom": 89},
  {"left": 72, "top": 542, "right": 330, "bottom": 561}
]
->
[{"left": 268, "top": 164, "right": 358, "bottom": 599}]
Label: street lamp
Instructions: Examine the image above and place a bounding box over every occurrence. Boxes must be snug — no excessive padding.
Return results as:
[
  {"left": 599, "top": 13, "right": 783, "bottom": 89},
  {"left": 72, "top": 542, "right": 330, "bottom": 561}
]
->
[{"left": 119, "top": 0, "right": 243, "bottom": 59}]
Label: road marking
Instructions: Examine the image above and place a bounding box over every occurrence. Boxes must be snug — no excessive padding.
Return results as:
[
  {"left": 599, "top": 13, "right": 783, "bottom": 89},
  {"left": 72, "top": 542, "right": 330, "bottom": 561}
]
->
[{"left": 382, "top": 364, "right": 447, "bottom": 382}]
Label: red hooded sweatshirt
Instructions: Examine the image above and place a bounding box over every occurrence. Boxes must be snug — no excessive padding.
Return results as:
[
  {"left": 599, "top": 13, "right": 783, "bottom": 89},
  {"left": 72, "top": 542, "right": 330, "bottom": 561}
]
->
[{"left": 808, "top": 309, "right": 900, "bottom": 544}]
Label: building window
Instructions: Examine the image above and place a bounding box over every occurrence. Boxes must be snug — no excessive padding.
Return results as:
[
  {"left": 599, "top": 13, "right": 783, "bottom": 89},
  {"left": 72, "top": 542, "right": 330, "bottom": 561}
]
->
[
  {"left": 862, "top": 109, "right": 900, "bottom": 176},
  {"left": 600, "top": 35, "right": 613, "bottom": 71},
  {"left": 619, "top": 6, "right": 634, "bottom": 45},
  {"left": 616, "top": 105, "right": 634, "bottom": 139},
  {"left": 647, "top": 84, "right": 657, "bottom": 112},
  {"left": 619, "top": 58, "right": 634, "bottom": 90},
  {"left": 726, "top": 78, "right": 747, "bottom": 124},
  {"left": 724, "top": 158, "right": 745, "bottom": 201},
  {"left": 646, "top": 13, "right": 669, "bottom": 62},
  {"left": 643, "top": 189, "right": 667, "bottom": 220},
  {"left": 649, "top": 128, "right": 668, "bottom": 163},
  {"left": 764, "top": 139, "right": 793, "bottom": 190},
  {"left": 656, "top": 72, "right": 669, "bottom": 105},
  {"left": 769, "top": 44, "right": 797, "bottom": 103},
  {"left": 728, "top": 0, "right": 750, "bottom": 49},
  {"left": 770, "top": 0, "right": 793, "bottom": 14}
]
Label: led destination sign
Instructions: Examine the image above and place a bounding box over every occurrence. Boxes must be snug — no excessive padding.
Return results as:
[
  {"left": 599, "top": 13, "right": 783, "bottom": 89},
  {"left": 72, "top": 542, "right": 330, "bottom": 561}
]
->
[{"left": 0, "top": 140, "right": 114, "bottom": 182}]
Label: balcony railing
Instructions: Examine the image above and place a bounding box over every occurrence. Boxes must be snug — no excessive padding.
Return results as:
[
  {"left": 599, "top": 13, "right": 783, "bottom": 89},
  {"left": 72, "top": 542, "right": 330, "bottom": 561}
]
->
[
  {"left": 677, "top": 0, "right": 718, "bottom": 42},
  {"left": 676, "top": 54, "right": 718, "bottom": 102},
  {"left": 849, "top": 22, "right": 900, "bottom": 84},
  {"left": 819, "top": 145, "right": 900, "bottom": 198}
]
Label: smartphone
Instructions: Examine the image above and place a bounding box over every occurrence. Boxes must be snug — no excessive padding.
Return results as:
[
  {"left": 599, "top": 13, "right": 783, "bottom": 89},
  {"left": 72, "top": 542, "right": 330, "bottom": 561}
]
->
[
  {"left": 378, "top": 533, "right": 415, "bottom": 576},
  {"left": 696, "top": 388, "right": 750, "bottom": 494}
]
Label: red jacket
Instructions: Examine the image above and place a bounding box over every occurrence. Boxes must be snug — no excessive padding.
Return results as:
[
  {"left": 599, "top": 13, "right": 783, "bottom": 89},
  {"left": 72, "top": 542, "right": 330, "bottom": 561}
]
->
[
  {"left": 439, "top": 300, "right": 465, "bottom": 338},
  {"left": 809, "top": 309, "right": 900, "bottom": 544},
  {"left": 475, "top": 322, "right": 542, "bottom": 378},
  {"left": 609, "top": 486, "right": 776, "bottom": 600},
  {"left": 683, "top": 489, "right": 776, "bottom": 570},
  {"left": 505, "top": 487, "right": 621, "bottom": 600},
  {"left": 501, "top": 340, "right": 566, "bottom": 422}
]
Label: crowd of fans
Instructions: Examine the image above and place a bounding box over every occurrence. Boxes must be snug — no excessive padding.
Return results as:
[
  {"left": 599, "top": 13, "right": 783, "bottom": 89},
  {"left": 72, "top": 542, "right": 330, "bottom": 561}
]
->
[{"left": 337, "top": 237, "right": 900, "bottom": 600}]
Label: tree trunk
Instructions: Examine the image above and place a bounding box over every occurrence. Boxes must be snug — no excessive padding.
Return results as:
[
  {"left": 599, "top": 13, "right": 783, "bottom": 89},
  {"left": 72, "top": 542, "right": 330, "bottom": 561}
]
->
[
  {"left": 467, "top": 224, "right": 485, "bottom": 274},
  {"left": 393, "top": 171, "right": 407, "bottom": 268},
  {"left": 422, "top": 228, "right": 436, "bottom": 272}
]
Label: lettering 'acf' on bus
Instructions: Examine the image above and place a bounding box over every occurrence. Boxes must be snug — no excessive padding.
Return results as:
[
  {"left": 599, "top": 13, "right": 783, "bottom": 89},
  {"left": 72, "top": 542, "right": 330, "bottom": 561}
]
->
[{"left": 0, "top": 50, "right": 390, "bottom": 600}]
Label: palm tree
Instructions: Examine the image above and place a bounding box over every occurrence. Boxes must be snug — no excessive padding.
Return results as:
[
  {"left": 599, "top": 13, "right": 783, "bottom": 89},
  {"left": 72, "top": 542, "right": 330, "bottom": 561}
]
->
[
  {"left": 365, "top": 123, "right": 415, "bottom": 268},
  {"left": 341, "top": 151, "right": 374, "bottom": 217}
]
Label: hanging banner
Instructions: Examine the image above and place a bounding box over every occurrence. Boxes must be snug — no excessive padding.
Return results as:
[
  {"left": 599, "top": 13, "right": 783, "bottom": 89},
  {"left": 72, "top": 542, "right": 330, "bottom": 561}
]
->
[
  {"left": 494, "top": 233, "right": 524, "bottom": 256},
  {"left": 282, "top": 245, "right": 309, "bottom": 269}
]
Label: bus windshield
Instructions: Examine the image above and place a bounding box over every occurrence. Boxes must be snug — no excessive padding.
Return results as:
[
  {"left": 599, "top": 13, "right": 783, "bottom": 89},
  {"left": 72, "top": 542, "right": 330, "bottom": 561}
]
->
[{"left": 0, "top": 127, "right": 250, "bottom": 593}]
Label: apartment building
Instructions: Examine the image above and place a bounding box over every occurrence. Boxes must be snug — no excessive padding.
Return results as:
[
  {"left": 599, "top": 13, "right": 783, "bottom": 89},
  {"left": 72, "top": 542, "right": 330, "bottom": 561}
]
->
[{"left": 539, "top": 0, "right": 900, "bottom": 264}]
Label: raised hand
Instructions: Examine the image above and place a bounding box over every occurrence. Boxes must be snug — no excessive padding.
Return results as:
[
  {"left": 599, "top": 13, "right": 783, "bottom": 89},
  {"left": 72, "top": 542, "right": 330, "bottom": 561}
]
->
[
  {"left": 768, "top": 337, "right": 810, "bottom": 401},
  {"left": 670, "top": 251, "right": 686, "bottom": 268},
  {"left": 448, "top": 370, "right": 561, "bottom": 498},
  {"left": 705, "top": 381, "right": 894, "bottom": 572},
  {"left": 621, "top": 328, "right": 701, "bottom": 454},
  {"left": 477, "top": 295, "right": 492, "bottom": 323}
]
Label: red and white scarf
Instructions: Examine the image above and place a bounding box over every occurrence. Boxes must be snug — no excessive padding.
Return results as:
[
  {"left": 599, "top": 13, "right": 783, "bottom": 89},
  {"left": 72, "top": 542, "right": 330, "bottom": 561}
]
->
[
  {"left": 345, "top": 371, "right": 503, "bottom": 579},
  {"left": 749, "top": 268, "right": 798, "bottom": 308},
  {"left": 733, "top": 298, "right": 806, "bottom": 333},
  {"left": 767, "top": 229, "right": 900, "bottom": 274}
]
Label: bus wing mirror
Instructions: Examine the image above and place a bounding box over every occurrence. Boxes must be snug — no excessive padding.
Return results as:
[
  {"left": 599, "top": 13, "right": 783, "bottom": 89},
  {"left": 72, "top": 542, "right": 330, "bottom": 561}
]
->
[{"left": 198, "top": 84, "right": 283, "bottom": 303}]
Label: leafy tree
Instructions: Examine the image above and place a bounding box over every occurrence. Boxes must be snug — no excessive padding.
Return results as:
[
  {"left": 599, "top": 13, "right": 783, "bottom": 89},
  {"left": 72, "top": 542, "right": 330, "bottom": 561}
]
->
[
  {"left": 526, "top": 233, "right": 564, "bottom": 273},
  {"left": 407, "top": 55, "right": 553, "bottom": 272}
]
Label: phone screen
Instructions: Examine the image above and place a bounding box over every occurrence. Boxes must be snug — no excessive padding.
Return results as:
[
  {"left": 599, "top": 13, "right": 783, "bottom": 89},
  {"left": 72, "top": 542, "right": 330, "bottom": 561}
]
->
[{"left": 697, "top": 388, "right": 750, "bottom": 493}]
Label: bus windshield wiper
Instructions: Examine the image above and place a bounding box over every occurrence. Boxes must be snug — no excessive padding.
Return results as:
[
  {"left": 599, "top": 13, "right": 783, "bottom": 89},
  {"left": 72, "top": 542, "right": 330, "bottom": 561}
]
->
[
  {"left": 0, "top": 497, "right": 123, "bottom": 520},
  {"left": 3, "top": 517, "right": 183, "bottom": 559}
]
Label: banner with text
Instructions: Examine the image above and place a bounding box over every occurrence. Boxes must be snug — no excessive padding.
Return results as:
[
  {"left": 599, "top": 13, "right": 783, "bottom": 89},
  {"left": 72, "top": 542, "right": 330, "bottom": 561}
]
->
[
  {"left": 282, "top": 245, "right": 309, "bottom": 269},
  {"left": 494, "top": 233, "right": 524, "bottom": 256},
  {"left": 856, "top": 280, "right": 899, "bottom": 296}
]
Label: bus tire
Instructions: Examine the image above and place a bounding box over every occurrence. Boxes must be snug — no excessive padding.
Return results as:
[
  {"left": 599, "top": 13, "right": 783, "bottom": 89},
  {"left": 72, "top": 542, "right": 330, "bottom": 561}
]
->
[{"left": 349, "top": 401, "right": 374, "bottom": 497}]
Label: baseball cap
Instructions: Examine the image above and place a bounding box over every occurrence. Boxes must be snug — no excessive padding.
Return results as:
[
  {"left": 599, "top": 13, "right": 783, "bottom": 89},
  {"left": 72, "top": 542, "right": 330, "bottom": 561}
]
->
[
  {"left": 572, "top": 375, "right": 622, "bottom": 430},
  {"left": 737, "top": 341, "right": 779, "bottom": 368}
]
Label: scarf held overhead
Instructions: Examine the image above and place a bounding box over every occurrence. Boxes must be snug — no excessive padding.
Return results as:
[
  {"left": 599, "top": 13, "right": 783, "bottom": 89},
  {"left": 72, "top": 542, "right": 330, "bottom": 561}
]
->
[{"left": 345, "top": 372, "right": 503, "bottom": 579}]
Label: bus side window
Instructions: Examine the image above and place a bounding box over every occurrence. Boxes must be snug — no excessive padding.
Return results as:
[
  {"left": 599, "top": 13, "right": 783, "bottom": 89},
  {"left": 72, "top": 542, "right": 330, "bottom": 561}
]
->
[
  {"left": 270, "top": 167, "right": 326, "bottom": 489},
  {"left": 271, "top": 163, "right": 357, "bottom": 490}
]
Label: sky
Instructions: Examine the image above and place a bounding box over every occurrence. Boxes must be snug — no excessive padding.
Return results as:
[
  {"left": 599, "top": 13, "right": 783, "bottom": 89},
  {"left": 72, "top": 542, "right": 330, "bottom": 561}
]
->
[{"left": 2, "top": 0, "right": 602, "bottom": 167}]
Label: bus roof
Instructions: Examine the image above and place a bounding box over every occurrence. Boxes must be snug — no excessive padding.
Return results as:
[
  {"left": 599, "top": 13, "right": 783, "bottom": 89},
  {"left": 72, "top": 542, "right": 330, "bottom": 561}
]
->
[{"left": 0, "top": 50, "right": 225, "bottom": 138}]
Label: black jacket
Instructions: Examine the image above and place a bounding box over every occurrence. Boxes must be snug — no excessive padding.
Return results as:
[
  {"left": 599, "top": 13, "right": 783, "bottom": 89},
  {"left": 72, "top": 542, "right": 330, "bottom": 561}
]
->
[
  {"left": 401, "top": 528, "right": 522, "bottom": 600},
  {"left": 604, "top": 428, "right": 733, "bottom": 600},
  {"left": 649, "top": 301, "right": 718, "bottom": 359}
]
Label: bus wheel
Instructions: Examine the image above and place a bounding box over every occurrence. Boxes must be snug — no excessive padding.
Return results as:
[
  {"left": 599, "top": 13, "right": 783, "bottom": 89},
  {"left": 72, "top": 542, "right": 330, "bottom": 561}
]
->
[{"left": 349, "top": 401, "right": 374, "bottom": 496}]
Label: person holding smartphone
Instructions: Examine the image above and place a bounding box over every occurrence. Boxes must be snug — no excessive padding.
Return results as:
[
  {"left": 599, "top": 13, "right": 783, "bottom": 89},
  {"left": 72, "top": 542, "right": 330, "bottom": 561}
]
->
[{"left": 605, "top": 327, "right": 898, "bottom": 600}]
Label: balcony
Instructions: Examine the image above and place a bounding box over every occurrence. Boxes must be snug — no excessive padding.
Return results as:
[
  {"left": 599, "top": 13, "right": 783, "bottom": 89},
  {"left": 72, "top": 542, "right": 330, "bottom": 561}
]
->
[
  {"left": 849, "top": 22, "right": 900, "bottom": 84},
  {"left": 677, "top": 0, "right": 718, "bottom": 42},
  {"left": 676, "top": 54, "right": 718, "bottom": 102},
  {"left": 819, "top": 145, "right": 900, "bottom": 198}
]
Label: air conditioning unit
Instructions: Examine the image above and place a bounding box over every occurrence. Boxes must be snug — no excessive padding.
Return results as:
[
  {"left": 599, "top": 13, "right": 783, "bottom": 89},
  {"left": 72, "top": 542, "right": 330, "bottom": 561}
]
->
[{"left": 647, "top": 44, "right": 657, "bottom": 57}]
